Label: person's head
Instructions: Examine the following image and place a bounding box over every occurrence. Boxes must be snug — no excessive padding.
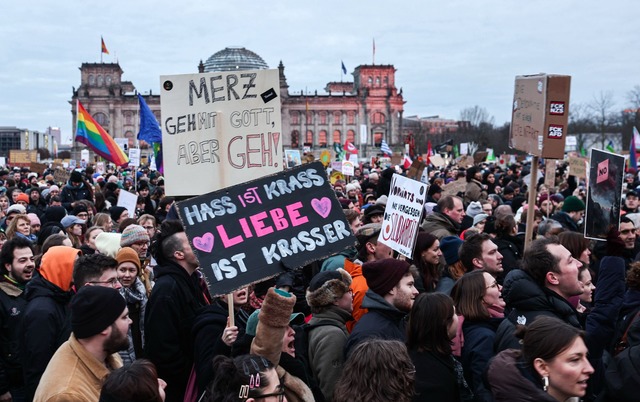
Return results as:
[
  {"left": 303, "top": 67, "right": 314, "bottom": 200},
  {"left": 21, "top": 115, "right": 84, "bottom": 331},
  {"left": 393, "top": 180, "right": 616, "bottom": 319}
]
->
[
  {"left": 84, "top": 226, "right": 104, "bottom": 251},
  {"left": 472, "top": 213, "right": 489, "bottom": 232},
  {"left": 73, "top": 253, "right": 121, "bottom": 289},
  {"left": 451, "top": 270, "right": 503, "bottom": 321},
  {"left": 466, "top": 166, "right": 481, "bottom": 182},
  {"left": 48, "top": 195, "right": 62, "bottom": 207},
  {"left": 61, "top": 215, "right": 85, "bottom": 238},
  {"left": 6, "top": 214, "right": 31, "bottom": 239},
  {"left": 626, "top": 190, "right": 639, "bottom": 210},
  {"left": 561, "top": 196, "right": 585, "bottom": 223},
  {"left": 206, "top": 354, "right": 283, "bottom": 402},
  {"left": 495, "top": 214, "right": 517, "bottom": 237},
  {"left": 537, "top": 219, "right": 564, "bottom": 238},
  {"left": 93, "top": 212, "right": 113, "bottom": 232},
  {"left": 120, "top": 224, "right": 150, "bottom": 259},
  {"left": 539, "top": 197, "right": 555, "bottom": 216},
  {"left": 362, "top": 204, "right": 385, "bottom": 225},
  {"left": 41, "top": 233, "right": 73, "bottom": 255},
  {"left": 115, "top": 247, "right": 141, "bottom": 289},
  {"left": 407, "top": 293, "right": 458, "bottom": 355},
  {"left": 99, "top": 359, "right": 166, "bottom": 402},
  {"left": 578, "top": 266, "right": 596, "bottom": 305},
  {"left": 459, "top": 233, "right": 503, "bottom": 275},
  {"left": 411, "top": 232, "right": 441, "bottom": 266},
  {"left": 437, "top": 195, "right": 465, "bottom": 224},
  {"left": 522, "top": 237, "right": 583, "bottom": 300},
  {"left": 69, "top": 170, "right": 84, "bottom": 187},
  {"left": 28, "top": 188, "right": 40, "bottom": 202},
  {"left": 15, "top": 193, "right": 29, "bottom": 207},
  {"left": 109, "top": 206, "right": 129, "bottom": 225},
  {"left": 71, "top": 204, "right": 89, "bottom": 222},
  {"left": 619, "top": 216, "right": 637, "bottom": 249},
  {"left": 558, "top": 231, "right": 591, "bottom": 267},
  {"left": 245, "top": 299, "right": 304, "bottom": 358},
  {"left": 481, "top": 200, "right": 493, "bottom": 216},
  {"left": 137, "top": 214, "right": 157, "bottom": 239},
  {"left": 0, "top": 194, "right": 9, "bottom": 211},
  {"left": 334, "top": 339, "right": 414, "bottom": 402},
  {"left": 48, "top": 185, "right": 60, "bottom": 198},
  {"left": 355, "top": 223, "right": 392, "bottom": 262},
  {"left": 363, "top": 259, "right": 418, "bottom": 312},
  {"left": 520, "top": 316, "right": 593, "bottom": 401},
  {"left": 27, "top": 213, "right": 40, "bottom": 234},
  {"left": 150, "top": 220, "right": 198, "bottom": 272},
  {"left": 0, "top": 237, "right": 35, "bottom": 284},
  {"left": 306, "top": 268, "right": 353, "bottom": 314},
  {"left": 71, "top": 286, "right": 131, "bottom": 354},
  {"left": 343, "top": 209, "right": 362, "bottom": 234}
]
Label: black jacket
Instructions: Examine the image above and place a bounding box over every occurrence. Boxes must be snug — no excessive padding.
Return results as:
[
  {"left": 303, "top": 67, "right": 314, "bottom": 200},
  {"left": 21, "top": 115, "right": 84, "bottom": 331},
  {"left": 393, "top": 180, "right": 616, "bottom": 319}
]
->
[
  {"left": 21, "top": 273, "right": 73, "bottom": 401},
  {"left": 487, "top": 349, "right": 557, "bottom": 402},
  {"left": 344, "top": 290, "right": 407, "bottom": 358},
  {"left": 495, "top": 269, "right": 580, "bottom": 352},
  {"left": 60, "top": 181, "right": 92, "bottom": 212},
  {"left": 461, "top": 318, "right": 502, "bottom": 402},
  {"left": 0, "top": 281, "right": 27, "bottom": 394},
  {"left": 144, "top": 261, "right": 208, "bottom": 402},
  {"left": 550, "top": 210, "right": 581, "bottom": 232},
  {"left": 410, "top": 349, "right": 462, "bottom": 402}
]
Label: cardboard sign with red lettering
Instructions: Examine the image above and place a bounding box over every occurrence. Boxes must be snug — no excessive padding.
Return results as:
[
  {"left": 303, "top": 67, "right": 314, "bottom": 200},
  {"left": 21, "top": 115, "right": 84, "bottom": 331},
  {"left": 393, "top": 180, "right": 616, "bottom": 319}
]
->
[
  {"left": 160, "top": 69, "right": 283, "bottom": 196},
  {"left": 176, "top": 161, "right": 355, "bottom": 296}
]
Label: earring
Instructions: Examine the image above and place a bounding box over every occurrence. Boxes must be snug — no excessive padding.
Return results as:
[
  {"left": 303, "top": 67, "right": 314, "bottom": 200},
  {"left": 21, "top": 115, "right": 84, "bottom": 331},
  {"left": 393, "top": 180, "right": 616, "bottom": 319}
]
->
[{"left": 543, "top": 376, "right": 549, "bottom": 392}]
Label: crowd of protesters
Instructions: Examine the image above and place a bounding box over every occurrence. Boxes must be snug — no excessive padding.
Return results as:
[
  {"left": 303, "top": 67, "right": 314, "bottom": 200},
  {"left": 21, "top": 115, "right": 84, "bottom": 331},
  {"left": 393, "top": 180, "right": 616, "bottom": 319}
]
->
[{"left": 0, "top": 155, "right": 639, "bottom": 402}]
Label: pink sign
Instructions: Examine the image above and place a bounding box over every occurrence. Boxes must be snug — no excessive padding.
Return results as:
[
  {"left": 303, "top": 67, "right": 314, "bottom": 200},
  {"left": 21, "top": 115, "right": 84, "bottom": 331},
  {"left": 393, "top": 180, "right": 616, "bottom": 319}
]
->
[{"left": 596, "top": 159, "right": 609, "bottom": 184}]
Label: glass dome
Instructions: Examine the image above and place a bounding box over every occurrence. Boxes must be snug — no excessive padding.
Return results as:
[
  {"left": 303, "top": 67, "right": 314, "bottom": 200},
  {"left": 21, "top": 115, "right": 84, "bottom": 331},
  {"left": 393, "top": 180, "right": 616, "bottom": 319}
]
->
[{"left": 203, "top": 47, "right": 269, "bottom": 72}]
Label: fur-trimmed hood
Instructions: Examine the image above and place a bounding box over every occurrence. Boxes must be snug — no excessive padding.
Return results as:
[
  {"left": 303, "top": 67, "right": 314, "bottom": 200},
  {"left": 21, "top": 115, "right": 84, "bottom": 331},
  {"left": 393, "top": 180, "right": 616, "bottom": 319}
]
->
[{"left": 306, "top": 268, "right": 352, "bottom": 308}]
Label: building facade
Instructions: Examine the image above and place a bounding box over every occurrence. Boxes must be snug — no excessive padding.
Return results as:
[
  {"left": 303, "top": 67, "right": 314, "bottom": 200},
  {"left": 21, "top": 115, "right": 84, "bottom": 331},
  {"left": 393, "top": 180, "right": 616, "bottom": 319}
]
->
[
  {"left": 71, "top": 47, "right": 406, "bottom": 161},
  {"left": 0, "top": 126, "right": 55, "bottom": 162}
]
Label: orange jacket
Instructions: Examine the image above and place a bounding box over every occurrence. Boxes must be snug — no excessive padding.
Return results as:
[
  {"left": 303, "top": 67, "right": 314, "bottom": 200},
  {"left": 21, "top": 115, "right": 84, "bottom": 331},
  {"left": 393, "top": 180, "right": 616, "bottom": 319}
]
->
[{"left": 344, "top": 259, "right": 368, "bottom": 333}]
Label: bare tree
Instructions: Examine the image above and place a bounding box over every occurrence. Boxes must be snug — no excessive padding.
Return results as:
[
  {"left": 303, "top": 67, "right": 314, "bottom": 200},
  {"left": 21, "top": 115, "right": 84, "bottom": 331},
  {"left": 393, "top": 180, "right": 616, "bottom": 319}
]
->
[
  {"left": 627, "top": 85, "right": 640, "bottom": 109},
  {"left": 588, "top": 91, "right": 617, "bottom": 148},
  {"left": 459, "top": 106, "right": 495, "bottom": 127},
  {"left": 568, "top": 103, "right": 596, "bottom": 152}
]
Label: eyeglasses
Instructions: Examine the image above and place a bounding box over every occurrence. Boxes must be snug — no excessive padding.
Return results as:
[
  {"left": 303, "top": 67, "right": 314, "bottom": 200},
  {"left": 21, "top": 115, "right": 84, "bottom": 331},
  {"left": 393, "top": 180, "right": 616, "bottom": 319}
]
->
[{"left": 87, "top": 278, "right": 120, "bottom": 288}]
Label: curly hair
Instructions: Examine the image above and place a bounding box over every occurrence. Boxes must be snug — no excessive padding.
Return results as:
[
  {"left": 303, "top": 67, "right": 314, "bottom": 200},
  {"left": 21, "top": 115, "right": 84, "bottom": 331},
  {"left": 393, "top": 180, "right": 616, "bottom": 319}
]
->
[{"left": 334, "top": 339, "right": 415, "bottom": 402}]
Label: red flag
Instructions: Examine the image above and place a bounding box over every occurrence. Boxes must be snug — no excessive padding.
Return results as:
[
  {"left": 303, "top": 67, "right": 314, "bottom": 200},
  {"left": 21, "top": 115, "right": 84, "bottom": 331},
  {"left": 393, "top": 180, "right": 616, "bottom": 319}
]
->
[
  {"left": 101, "top": 37, "right": 109, "bottom": 54},
  {"left": 403, "top": 154, "right": 412, "bottom": 169},
  {"left": 426, "top": 140, "right": 432, "bottom": 164},
  {"left": 344, "top": 140, "right": 358, "bottom": 154}
]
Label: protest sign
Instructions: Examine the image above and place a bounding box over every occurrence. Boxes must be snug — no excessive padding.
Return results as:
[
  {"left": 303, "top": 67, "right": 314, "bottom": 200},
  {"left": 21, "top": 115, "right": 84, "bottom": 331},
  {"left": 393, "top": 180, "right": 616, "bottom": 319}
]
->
[
  {"left": 160, "top": 69, "right": 282, "bottom": 196},
  {"left": 457, "top": 155, "right": 474, "bottom": 168},
  {"left": 53, "top": 168, "right": 70, "bottom": 185},
  {"left": 430, "top": 154, "right": 445, "bottom": 167},
  {"left": 544, "top": 159, "right": 556, "bottom": 188},
  {"left": 585, "top": 149, "right": 624, "bottom": 240},
  {"left": 473, "top": 151, "right": 488, "bottom": 164},
  {"left": 176, "top": 161, "right": 355, "bottom": 296},
  {"left": 406, "top": 159, "right": 426, "bottom": 181},
  {"left": 117, "top": 189, "right": 138, "bottom": 219},
  {"left": 378, "top": 174, "right": 427, "bottom": 258},
  {"left": 568, "top": 157, "right": 588, "bottom": 179},
  {"left": 443, "top": 178, "right": 466, "bottom": 197},
  {"left": 341, "top": 160, "right": 355, "bottom": 176},
  {"left": 128, "top": 148, "right": 141, "bottom": 167},
  {"left": 285, "top": 150, "right": 302, "bottom": 168},
  {"left": 30, "top": 162, "right": 48, "bottom": 175},
  {"left": 95, "top": 162, "right": 105, "bottom": 174}
]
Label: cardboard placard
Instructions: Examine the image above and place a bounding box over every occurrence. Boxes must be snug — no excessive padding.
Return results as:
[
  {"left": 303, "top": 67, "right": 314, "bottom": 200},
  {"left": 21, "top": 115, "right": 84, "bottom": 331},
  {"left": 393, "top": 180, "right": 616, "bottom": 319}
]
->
[
  {"left": 429, "top": 154, "right": 446, "bottom": 167},
  {"left": 378, "top": 174, "right": 427, "bottom": 258},
  {"left": 160, "top": 69, "right": 282, "bottom": 196},
  {"left": 510, "top": 74, "right": 571, "bottom": 158},
  {"left": 176, "top": 161, "right": 355, "bottom": 296},
  {"left": 406, "top": 160, "right": 426, "bottom": 180},
  {"left": 544, "top": 159, "right": 556, "bottom": 187},
  {"left": 568, "top": 157, "right": 588, "bottom": 179},
  {"left": 457, "top": 155, "right": 474, "bottom": 168},
  {"left": 584, "top": 149, "right": 624, "bottom": 240},
  {"left": 443, "top": 178, "right": 466, "bottom": 197},
  {"left": 30, "top": 162, "right": 48, "bottom": 175},
  {"left": 473, "top": 151, "right": 488, "bottom": 164},
  {"left": 53, "top": 168, "right": 71, "bottom": 185}
]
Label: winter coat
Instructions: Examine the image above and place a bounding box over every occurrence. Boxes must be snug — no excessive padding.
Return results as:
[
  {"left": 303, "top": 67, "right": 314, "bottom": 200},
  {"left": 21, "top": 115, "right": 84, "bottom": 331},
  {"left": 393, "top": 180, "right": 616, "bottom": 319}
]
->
[
  {"left": 495, "top": 269, "right": 581, "bottom": 352},
  {"left": 118, "top": 278, "right": 148, "bottom": 366},
  {"left": 461, "top": 318, "right": 502, "bottom": 402},
  {"left": 33, "top": 334, "right": 122, "bottom": 402},
  {"left": 344, "top": 290, "right": 407, "bottom": 358},
  {"left": 410, "top": 349, "right": 469, "bottom": 402},
  {"left": 250, "top": 288, "right": 315, "bottom": 402},
  {"left": 192, "top": 300, "right": 249, "bottom": 395},
  {"left": 493, "top": 235, "right": 523, "bottom": 278},
  {"left": 144, "top": 261, "right": 209, "bottom": 402},
  {"left": 550, "top": 210, "right": 581, "bottom": 232},
  {"left": 60, "top": 181, "right": 92, "bottom": 212},
  {"left": 0, "top": 280, "right": 27, "bottom": 394},
  {"left": 421, "top": 211, "right": 459, "bottom": 239},
  {"left": 308, "top": 306, "right": 351, "bottom": 401},
  {"left": 320, "top": 247, "right": 357, "bottom": 272},
  {"left": 486, "top": 349, "right": 557, "bottom": 402},
  {"left": 343, "top": 259, "right": 368, "bottom": 332},
  {"left": 465, "top": 179, "right": 487, "bottom": 205},
  {"left": 22, "top": 273, "right": 74, "bottom": 401}
]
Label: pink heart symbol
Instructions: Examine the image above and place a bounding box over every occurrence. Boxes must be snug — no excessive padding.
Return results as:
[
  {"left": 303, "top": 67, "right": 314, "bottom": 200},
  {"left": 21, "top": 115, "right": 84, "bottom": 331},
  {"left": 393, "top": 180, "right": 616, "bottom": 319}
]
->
[
  {"left": 311, "top": 197, "right": 332, "bottom": 218},
  {"left": 193, "top": 232, "right": 214, "bottom": 253}
]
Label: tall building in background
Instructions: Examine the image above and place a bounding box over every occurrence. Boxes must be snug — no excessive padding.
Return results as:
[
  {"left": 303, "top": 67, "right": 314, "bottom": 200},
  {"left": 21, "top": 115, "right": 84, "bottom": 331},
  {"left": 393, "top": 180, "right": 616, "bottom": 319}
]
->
[{"left": 71, "top": 46, "right": 405, "bottom": 161}]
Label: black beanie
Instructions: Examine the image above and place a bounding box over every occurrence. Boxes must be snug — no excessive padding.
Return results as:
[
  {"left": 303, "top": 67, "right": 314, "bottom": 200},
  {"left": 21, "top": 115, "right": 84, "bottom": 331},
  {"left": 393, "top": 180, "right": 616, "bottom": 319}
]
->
[
  {"left": 71, "top": 286, "right": 126, "bottom": 339},
  {"left": 109, "top": 206, "right": 127, "bottom": 222},
  {"left": 70, "top": 170, "right": 83, "bottom": 184},
  {"left": 363, "top": 258, "right": 410, "bottom": 296}
]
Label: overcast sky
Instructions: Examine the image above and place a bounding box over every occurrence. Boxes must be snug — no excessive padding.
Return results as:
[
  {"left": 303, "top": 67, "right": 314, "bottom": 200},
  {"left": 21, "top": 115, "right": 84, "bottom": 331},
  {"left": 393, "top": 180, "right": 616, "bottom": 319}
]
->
[{"left": 1, "top": 0, "right": 638, "bottom": 144}]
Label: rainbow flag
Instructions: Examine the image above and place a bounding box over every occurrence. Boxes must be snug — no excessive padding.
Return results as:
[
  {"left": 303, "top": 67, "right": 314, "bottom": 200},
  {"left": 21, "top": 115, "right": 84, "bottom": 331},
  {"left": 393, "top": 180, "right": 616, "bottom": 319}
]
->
[{"left": 75, "top": 100, "right": 129, "bottom": 166}]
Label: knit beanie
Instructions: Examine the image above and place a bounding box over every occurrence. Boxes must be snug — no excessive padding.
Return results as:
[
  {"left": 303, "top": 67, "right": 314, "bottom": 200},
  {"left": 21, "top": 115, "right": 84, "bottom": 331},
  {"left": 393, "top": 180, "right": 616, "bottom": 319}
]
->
[
  {"left": 15, "top": 193, "right": 29, "bottom": 204},
  {"left": 27, "top": 213, "right": 40, "bottom": 226},
  {"left": 120, "top": 225, "right": 150, "bottom": 247},
  {"left": 439, "top": 236, "right": 463, "bottom": 266},
  {"left": 71, "top": 286, "right": 126, "bottom": 339},
  {"left": 109, "top": 206, "right": 127, "bottom": 222},
  {"left": 71, "top": 204, "right": 88, "bottom": 216},
  {"left": 473, "top": 213, "right": 489, "bottom": 227},
  {"left": 305, "top": 269, "right": 352, "bottom": 308},
  {"left": 362, "top": 258, "right": 410, "bottom": 297},
  {"left": 116, "top": 247, "right": 141, "bottom": 271},
  {"left": 6, "top": 204, "right": 26, "bottom": 216},
  {"left": 70, "top": 170, "right": 83, "bottom": 184},
  {"left": 562, "top": 196, "right": 586, "bottom": 212},
  {"left": 95, "top": 232, "right": 122, "bottom": 258},
  {"left": 466, "top": 201, "right": 483, "bottom": 218}
]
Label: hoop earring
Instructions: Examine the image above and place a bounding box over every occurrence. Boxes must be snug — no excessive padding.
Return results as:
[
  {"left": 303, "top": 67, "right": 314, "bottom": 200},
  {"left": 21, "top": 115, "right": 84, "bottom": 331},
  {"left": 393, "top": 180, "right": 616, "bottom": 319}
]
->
[{"left": 543, "top": 376, "right": 549, "bottom": 392}]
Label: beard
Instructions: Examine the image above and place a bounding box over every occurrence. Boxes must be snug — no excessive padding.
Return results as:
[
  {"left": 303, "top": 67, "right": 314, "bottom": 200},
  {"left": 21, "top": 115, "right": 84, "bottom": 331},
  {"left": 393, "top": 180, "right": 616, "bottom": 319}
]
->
[
  {"left": 103, "top": 323, "right": 130, "bottom": 355},
  {"left": 393, "top": 290, "right": 414, "bottom": 313}
]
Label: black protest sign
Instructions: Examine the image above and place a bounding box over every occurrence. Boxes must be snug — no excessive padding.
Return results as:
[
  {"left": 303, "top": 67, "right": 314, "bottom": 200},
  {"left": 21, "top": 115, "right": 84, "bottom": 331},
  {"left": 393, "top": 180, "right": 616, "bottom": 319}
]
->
[
  {"left": 176, "top": 161, "right": 356, "bottom": 296},
  {"left": 584, "top": 149, "right": 624, "bottom": 240}
]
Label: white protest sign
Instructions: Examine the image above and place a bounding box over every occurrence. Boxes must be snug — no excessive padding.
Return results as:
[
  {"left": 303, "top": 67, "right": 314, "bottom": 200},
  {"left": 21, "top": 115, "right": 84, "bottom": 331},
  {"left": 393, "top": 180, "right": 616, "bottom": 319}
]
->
[
  {"left": 360, "top": 124, "right": 367, "bottom": 144},
  {"left": 117, "top": 189, "right": 138, "bottom": 220},
  {"left": 378, "top": 174, "right": 427, "bottom": 258},
  {"left": 128, "top": 148, "right": 141, "bottom": 167},
  {"left": 342, "top": 160, "right": 355, "bottom": 176},
  {"left": 160, "top": 69, "right": 282, "bottom": 196},
  {"left": 460, "top": 143, "right": 469, "bottom": 155},
  {"left": 96, "top": 161, "right": 105, "bottom": 174}
]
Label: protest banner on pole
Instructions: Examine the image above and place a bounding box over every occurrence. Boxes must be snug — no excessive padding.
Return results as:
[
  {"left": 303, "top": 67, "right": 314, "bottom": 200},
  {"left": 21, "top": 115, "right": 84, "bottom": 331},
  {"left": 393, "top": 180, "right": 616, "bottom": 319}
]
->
[
  {"left": 160, "top": 69, "right": 282, "bottom": 196},
  {"left": 584, "top": 149, "right": 624, "bottom": 240},
  {"left": 176, "top": 161, "right": 355, "bottom": 296},
  {"left": 378, "top": 174, "right": 427, "bottom": 258}
]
